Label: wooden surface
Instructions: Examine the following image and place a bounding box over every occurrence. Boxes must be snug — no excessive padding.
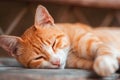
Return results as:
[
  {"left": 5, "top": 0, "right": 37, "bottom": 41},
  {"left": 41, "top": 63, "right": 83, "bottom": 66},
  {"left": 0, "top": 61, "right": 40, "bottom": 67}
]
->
[
  {"left": 8, "top": 0, "right": 120, "bottom": 9},
  {"left": 0, "top": 58, "right": 120, "bottom": 80}
]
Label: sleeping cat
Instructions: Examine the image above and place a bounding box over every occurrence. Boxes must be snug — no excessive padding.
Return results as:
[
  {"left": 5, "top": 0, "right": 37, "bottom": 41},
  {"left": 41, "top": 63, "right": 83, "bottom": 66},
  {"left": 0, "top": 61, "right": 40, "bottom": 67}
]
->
[{"left": 0, "top": 5, "right": 120, "bottom": 77}]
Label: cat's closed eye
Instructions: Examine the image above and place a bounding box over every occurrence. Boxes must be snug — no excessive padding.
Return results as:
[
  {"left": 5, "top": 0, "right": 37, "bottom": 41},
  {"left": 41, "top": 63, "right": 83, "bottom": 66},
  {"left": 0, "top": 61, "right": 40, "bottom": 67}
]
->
[
  {"left": 34, "top": 55, "right": 46, "bottom": 60},
  {"left": 52, "top": 39, "right": 56, "bottom": 48}
]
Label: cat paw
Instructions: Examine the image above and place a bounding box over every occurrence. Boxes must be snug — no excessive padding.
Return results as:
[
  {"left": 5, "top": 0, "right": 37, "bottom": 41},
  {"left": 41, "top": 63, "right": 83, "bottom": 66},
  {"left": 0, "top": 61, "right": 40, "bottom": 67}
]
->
[{"left": 93, "top": 55, "right": 119, "bottom": 76}]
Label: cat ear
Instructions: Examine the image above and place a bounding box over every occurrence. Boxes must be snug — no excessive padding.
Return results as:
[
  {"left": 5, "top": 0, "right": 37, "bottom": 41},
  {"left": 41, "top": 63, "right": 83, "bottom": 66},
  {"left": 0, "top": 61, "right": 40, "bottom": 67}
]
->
[
  {"left": 0, "top": 35, "right": 21, "bottom": 56},
  {"left": 34, "top": 5, "right": 54, "bottom": 27}
]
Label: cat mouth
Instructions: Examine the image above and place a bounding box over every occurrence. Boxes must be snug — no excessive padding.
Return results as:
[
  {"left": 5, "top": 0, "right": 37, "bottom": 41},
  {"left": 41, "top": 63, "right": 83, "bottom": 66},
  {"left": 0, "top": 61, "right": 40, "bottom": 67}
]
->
[{"left": 51, "top": 63, "right": 65, "bottom": 69}]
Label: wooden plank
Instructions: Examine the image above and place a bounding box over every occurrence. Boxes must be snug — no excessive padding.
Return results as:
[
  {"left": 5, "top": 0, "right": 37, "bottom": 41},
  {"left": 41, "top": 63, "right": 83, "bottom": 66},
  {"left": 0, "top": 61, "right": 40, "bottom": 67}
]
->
[
  {"left": 73, "top": 7, "right": 90, "bottom": 24},
  {"left": 40, "top": 0, "right": 120, "bottom": 9},
  {"left": 0, "top": 68, "right": 120, "bottom": 80},
  {"left": 0, "top": 58, "right": 22, "bottom": 67},
  {"left": 7, "top": 0, "right": 120, "bottom": 9},
  {"left": 0, "top": 27, "right": 4, "bottom": 34},
  {"left": 5, "top": 7, "right": 27, "bottom": 35},
  {"left": 0, "top": 58, "right": 120, "bottom": 80},
  {"left": 100, "top": 13, "right": 113, "bottom": 26}
]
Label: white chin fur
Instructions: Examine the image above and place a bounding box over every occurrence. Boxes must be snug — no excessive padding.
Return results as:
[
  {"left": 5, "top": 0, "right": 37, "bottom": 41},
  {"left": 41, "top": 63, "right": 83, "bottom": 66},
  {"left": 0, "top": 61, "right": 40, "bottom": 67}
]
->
[
  {"left": 40, "top": 61, "right": 59, "bottom": 69},
  {"left": 43, "top": 45, "right": 70, "bottom": 69}
]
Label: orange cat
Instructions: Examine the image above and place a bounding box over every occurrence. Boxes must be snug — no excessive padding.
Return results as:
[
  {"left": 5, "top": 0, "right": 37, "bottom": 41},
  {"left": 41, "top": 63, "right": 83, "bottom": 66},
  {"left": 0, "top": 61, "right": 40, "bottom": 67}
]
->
[{"left": 0, "top": 5, "right": 120, "bottom": 77}]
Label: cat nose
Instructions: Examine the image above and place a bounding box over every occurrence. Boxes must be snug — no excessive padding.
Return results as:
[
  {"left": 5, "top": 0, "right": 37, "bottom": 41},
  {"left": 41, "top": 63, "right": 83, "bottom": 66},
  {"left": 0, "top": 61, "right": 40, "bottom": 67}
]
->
[{"left": 51, "top": 59, "right": 60, "bottom": 66}]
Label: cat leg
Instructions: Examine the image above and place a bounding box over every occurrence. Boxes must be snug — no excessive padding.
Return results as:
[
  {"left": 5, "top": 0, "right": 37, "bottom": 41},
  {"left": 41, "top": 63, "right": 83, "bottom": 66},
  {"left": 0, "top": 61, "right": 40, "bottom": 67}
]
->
[
  {"left": 66, "top": 53, "right": 93, "bottom": 70},
  {"left": 75, "top": 32, "right": 119, "bottom": 76},
  {"left": 93, "top": 44, "right": 119, "bottom": 76}
]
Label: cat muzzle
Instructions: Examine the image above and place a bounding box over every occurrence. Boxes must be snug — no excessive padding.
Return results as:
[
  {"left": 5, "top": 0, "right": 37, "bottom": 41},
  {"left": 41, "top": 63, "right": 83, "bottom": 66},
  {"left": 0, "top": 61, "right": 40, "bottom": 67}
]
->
[{"left": 51, "top": 59, "right": 60, "bottom": 67}]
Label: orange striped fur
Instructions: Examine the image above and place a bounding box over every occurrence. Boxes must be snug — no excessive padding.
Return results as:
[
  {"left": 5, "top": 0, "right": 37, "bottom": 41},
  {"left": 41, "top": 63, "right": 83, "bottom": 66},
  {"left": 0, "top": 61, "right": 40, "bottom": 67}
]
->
[{"left": 0, "top": 5, "right": 120, "bottom": 77}]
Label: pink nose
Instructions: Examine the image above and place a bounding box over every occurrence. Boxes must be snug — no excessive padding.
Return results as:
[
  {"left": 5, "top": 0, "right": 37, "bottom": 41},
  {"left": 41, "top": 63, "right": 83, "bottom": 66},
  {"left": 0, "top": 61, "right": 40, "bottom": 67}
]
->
[{"left": 51, "top": 59, "right": 60, "bottom": 66}]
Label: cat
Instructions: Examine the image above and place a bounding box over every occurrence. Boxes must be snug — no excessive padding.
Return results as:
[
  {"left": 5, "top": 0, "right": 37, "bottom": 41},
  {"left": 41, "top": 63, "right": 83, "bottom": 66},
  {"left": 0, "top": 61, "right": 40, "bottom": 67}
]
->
[{"left": 0, "top": 5, "right": 120, "bottom": 77}]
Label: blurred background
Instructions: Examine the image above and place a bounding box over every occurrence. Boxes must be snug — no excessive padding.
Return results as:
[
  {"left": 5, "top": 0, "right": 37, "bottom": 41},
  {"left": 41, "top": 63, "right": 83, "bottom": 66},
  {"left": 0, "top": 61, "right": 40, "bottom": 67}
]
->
[{"left": 0, "top": 0, "right": 120, "bottom": 57}]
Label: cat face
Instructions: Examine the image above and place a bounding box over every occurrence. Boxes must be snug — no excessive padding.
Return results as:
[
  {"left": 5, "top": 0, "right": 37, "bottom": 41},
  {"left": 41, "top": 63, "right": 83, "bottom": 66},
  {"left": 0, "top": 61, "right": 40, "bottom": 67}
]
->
[
  {"left": 0, "top": 5, "right": 70, "bottom": 68},
  {"left": 16, "top": 26, "right": 69, "bottom": 69}
]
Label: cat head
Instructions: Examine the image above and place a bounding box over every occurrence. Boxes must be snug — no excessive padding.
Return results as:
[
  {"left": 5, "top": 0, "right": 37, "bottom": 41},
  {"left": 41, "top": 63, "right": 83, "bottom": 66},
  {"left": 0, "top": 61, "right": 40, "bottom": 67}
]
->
[{"left": 0, "top": 5, "right": 70, "bottom": 68}]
